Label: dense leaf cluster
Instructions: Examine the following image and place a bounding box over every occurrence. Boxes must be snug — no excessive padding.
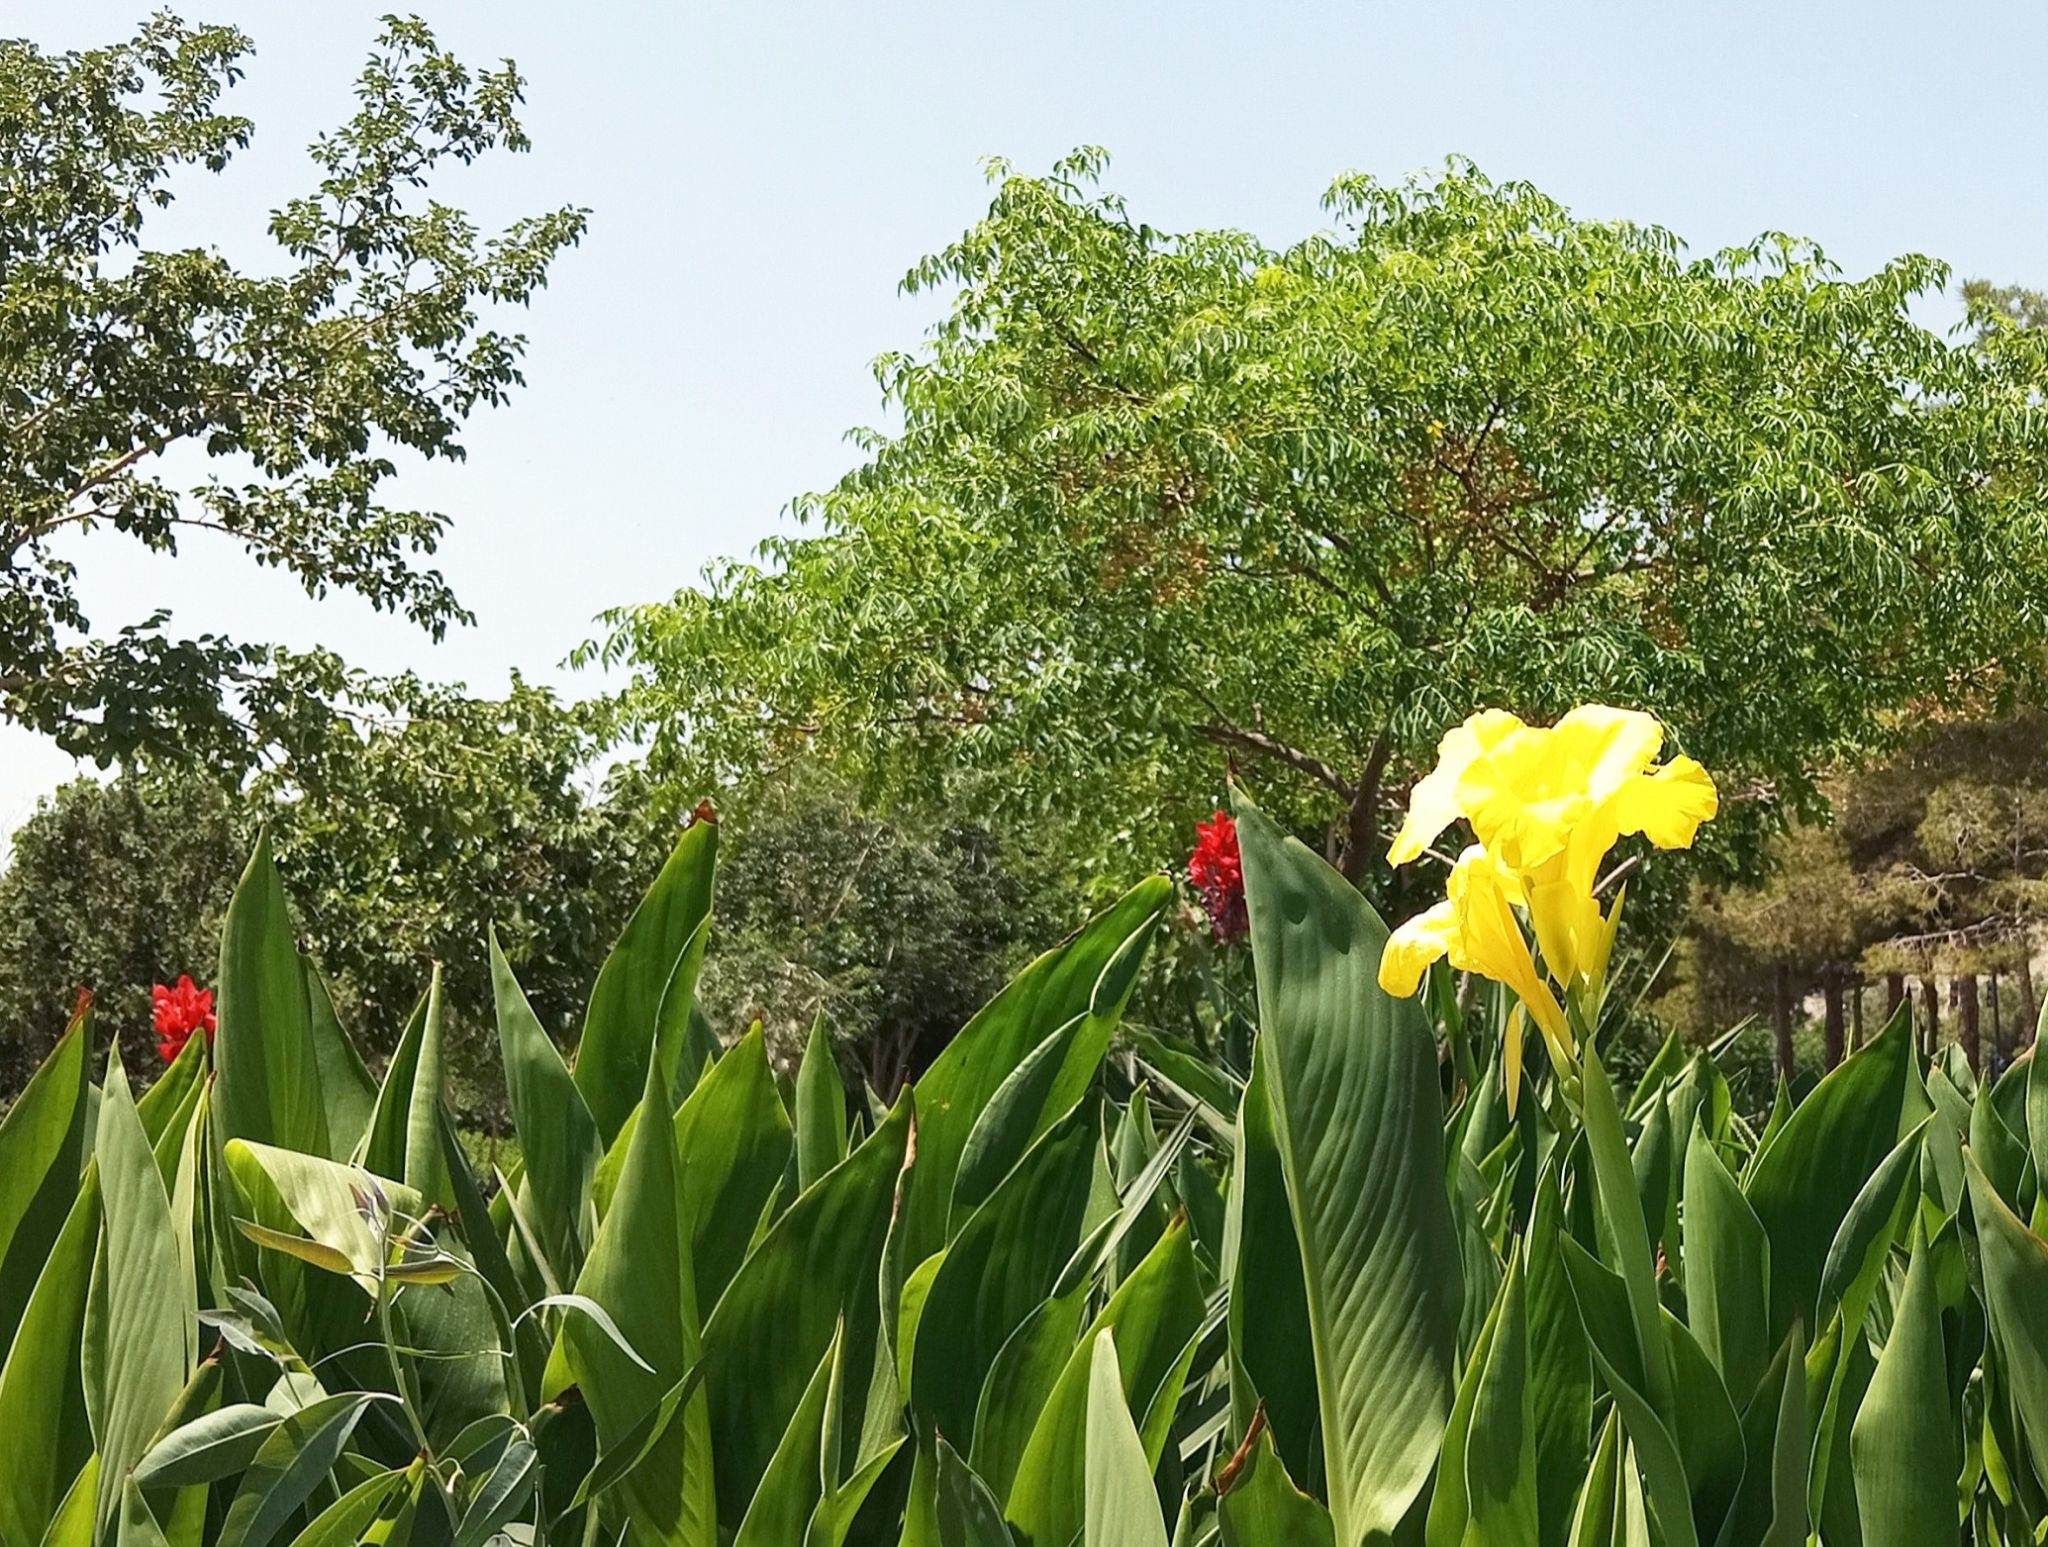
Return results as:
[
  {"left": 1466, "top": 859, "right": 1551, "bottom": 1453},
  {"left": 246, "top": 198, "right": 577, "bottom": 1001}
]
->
[{"left": 0, "top": 15, "right": 583, "bottom": 767}]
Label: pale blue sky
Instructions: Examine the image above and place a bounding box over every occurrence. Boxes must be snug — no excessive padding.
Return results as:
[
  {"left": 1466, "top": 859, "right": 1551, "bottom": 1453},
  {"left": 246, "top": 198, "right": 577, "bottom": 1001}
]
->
[{"left": 4, "top": 0, "right": 2045, "bottom": 829}]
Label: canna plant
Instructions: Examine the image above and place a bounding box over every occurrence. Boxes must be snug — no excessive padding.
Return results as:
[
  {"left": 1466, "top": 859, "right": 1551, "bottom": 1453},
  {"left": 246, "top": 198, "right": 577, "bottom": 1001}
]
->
[{"left": 0, "top": 707, "right": 2044, "bottom": 1545}]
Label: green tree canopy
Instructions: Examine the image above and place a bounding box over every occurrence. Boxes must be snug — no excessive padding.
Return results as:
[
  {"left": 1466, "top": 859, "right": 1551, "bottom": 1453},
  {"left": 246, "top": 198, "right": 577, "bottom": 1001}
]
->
[
  {"left": 599, "top": 152, "right": 2048, "bottom": 896},
  {"left": 0, "top": 14, "right": 583, "bottom": 767}
]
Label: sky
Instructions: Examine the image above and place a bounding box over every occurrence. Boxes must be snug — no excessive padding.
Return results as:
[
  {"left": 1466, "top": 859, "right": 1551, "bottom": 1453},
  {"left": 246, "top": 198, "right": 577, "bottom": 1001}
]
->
[{"left": 3, "top": 0, "right": 2046, "bottom": 831}]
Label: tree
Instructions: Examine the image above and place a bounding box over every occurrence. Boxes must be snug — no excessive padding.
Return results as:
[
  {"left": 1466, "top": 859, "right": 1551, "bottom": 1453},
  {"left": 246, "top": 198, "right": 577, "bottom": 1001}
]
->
[
  {"left": 0, "top": 771, "right": 241, "bottom": 1087},
  {"left": 691, "top": 765, "right": 1063, "bottom": 1096},
  {"left": 0, "top": 680, "right": 655, "bottom": 1115},
  {"left": 598, "top": 153, "right": 2048, "bottom": 908},
  {"left": 0, "top": 15, "right": 584, "bottom": 768}
]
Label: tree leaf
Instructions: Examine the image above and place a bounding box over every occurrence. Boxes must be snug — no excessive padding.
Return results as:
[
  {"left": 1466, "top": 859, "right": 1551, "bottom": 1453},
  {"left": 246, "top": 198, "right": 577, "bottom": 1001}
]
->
[{"left": 1233, "top": 793, "right": 1461, "bottom": 1542}]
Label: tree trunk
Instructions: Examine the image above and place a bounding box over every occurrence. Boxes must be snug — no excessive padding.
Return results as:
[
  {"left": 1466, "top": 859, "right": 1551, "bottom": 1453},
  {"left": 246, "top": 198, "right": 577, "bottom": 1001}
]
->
[
  {"left": 2021, "top": 957, "right": 2042, "bottom": 1046},
  {"left": 1885, "top": 972, "right": 1905, "bottom": 1024},
  {"left": 1960, "top": 975, "right": 1982, "bottom": 1073},
  {"left": 1334, "top": 737, "right": 1393, "bottom": 887},
  {"left": 1989, "top": 971, "right": 2005, "bottom": 1064},
  {"left": 1851, "top": 975, "right": 1864, "bottom": 1051},
  {"left": 1773, "top": 963, "right": 1795, "bottom": 1084},
  {"left": 1920, "top": 975, "right": 1940, "bottom": 1057},
  {"left": 1822, "top": 972, "right": 1846, "bottom": 1069}
]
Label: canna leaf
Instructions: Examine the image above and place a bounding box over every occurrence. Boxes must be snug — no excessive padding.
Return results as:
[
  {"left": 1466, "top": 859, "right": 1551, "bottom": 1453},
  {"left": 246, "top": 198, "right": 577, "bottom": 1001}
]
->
[
  {"left": 1216, "top": 1421, "right": 1336, "bottom": 1547},
  {"left": 1234, "top": 791, "right": 1461, "bottom": 1543},
  {"left": 492, "top": 928, "right": 602, "bottom": 1283},
  {"left": 1850, "top": 1224, "right": 1958, "bottom": 1547},
  {"left": 902, "top": 875, "right": 1170, "bottom": 1268},
  {"left": 574, "top": 817, "right": 718, "bottom": 1142},
  {"left": 1682, "top": 1117, "right": 1771, "bottom": 1404},
  {"left": 1083, "top": 1331, "right": 1169, "bottom": 1547},
  {"left": 214, "top": 831, "right": 328, "bottom": 1155},
  {"left": 0, "top": 999, "right": 90, "bottom": 1347},
  {"left": 796, "top": 1016, "right": 850, "bottom": 1191}
]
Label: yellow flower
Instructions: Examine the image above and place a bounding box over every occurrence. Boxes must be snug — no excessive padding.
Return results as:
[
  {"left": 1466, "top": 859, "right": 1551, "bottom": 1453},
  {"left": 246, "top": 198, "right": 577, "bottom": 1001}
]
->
[
  {"left": 1378, "top": 844, "right": 1572, "bottom": 1110},
  {"left": 1379, "top": 704, "right": 1719, "bottom": 1112},
  {"left": 1386, "top": 705, "right": 1717, "bottom": 989}
]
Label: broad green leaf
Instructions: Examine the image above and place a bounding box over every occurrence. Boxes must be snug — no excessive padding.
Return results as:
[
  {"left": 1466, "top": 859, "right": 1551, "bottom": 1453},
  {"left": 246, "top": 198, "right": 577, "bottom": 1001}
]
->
[
  {"left": 304, "top": 969, "right": 375, "bottom": 1163},
  {"left": 703, "top": 1092, "right": 913, "bottom": 1531},
  {"left": 39, "top": 1455, "right": 98, "bottom": 1547},
  {"left": 1851, "top": 1226, "right": 1958, "bottom": 1546},
  {"left": 214, "top": 831, "right": 328, "bottom": 1155},
  {"left": 1815, "top": 1121, "right": 1925, "bottom": 1337},
  {"left": 1084, "top": 1331, "right": 1169, "bottom": 1547},
  {"left": 575, "top": 817, "right": 718, "bottom": 1142},
  {"left": 0, "top": 1175, "right": 99, "bottom": 1547},
  {"left": 903, "top": 875, "right": 1170, "bottom": 1267},
  {"left": 1216, "top": 1423, "right": 1336, "bottom": 1547},
  {"left": 796, "top": 1017, "right": 850, "bottom": 1191},
  {"left": 0, "top": 1001, "right": 90, "bottom": 1346},
  {"left": 1580, "top": 1043, "right": 1678, "bottom": 1428},
  {"left": 1566, "top": 1412, "right": 1624, "bottom": 1547},
  {"left": 934, "top": 1436, "right": 1012, "bottom": 1547},
  {"left": 1234, "top": 792, "right": 1461, "bottom": 1542},
  {"left": 673, "top": 1024, "right": 795, "bottom": 1314},
  {"left": 1005, "top": 1220, "right": 1204, "bottom": 1546},
  {"left": 1226, "top": 1040, "right": 1316, "bottom": 1484},
  {"left": 1428, "top": 1247, "right": 1537, "bottom": 1547},
  {"left": 1743, "top": 1007, "right": 1913, "bottom": 1341},
  {"left": 93, "top": 1055, "right": 193, "bottom": 1540},
  {"left": 1972, "top": 1081, "right": 2030, "bottom": 1215},
  {"left": 1965, "top": 1148, "right": 2048, "bottom": 1490},
  {"left": 217, "top": 1392, "right": 391, "bottom": 1547},
  {"left": 968, "top": 1282, "right": 1086, "bottom": 1503},
  {"left": 355, "top": 987, "right": 428, "bottom": 1180},
  {"left": 734, "top": 1333, "right": 838, "bottom": 1547},
  {"left": 402, "top": 966, "right": 451, "bottom": 1206},
  {"left": 1559, "top": 1239, "right": 1697, "bottom": 1547},
  {"left": 134, "top": 1404, "right": 280, "bottom": 1488},
  {"left": 1528, "top": 1162, "right": 1593, "bottom": 1545},
  {"left": 909, "top": 1104, "right": 1098, "bottom": 1460},
  {"left": 953, "top": 1020, "right": 1076, "bottom": 1217},
  {"left": 1715, "top": 1324, "right": 1810, "bottom": 1547},
  {"left": 223, "top": 1140, "right": 423, "bottom": 1294},
  {"left": 1682, "top": 1117, "right": 1770, "bottom": 1404},
  {"left": 563, "top": 1055, "right": 715, "bottom": 1547},
  {"left": 493, "top": 929, "right": 602, "bottom": 1283}
]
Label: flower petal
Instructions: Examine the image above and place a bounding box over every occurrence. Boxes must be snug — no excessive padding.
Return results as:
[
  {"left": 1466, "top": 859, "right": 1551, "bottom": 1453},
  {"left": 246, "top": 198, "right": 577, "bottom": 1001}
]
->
[
  {"left": 1386, "top": 709, "right": 1523, "bottom": 865},
  {"left": 1378, "top": 899, "right": 1456, "bottom": 995},
  {"left": 1612, "top": 756, "right": 1719, "bottom": 849}
]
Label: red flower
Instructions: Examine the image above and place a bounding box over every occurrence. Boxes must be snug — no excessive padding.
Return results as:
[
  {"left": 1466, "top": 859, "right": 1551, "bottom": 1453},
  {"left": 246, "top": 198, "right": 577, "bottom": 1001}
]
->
[
  {"left": 1188, "top": 810, "right": 1247, "bottom": 943},
  {"left": 153, "top": 974, "right": 216, "bottom": 1064}
]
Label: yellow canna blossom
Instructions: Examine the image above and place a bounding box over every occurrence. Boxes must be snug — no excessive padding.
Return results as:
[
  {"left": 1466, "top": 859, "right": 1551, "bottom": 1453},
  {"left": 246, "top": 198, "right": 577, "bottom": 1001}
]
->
[
  {"left": 1377, "top": 844, "right": 1572, "bottom": 1113},
  {"left": 1386, "top": 705, "right": 1717, "bottom": 990},
  {"left": 1380, "top": 705, "right": 1718, "bottom": 1111}
]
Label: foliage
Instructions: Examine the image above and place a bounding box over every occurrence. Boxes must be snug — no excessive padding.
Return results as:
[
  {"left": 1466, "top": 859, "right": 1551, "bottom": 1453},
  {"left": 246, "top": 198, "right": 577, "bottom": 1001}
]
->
[
  {"left": 692, "top": 765, "right": 1063, "bottom": 1095},
  {"left": 0, "top": 681, "right": 653, "bottom": 1116},
  {"left": 597, "top": 151, "right": 2048, "bottom": 906},
  {"left": 0, "top": 14, "right": 584, "bottom": 769},
  {"left": 0, "top": 770, "right": 241, "bottom": 1088},
  {"left": 3, "top": 772, "right": 2042, "bottom": 1544}
]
